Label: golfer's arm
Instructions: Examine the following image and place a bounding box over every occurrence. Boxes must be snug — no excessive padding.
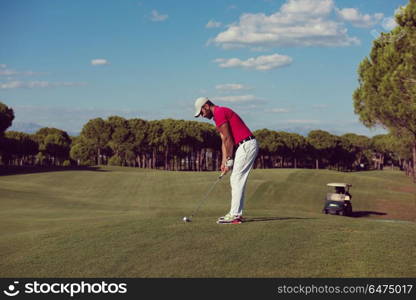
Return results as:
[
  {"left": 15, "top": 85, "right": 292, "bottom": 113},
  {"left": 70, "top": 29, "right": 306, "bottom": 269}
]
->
[
  {"left": 218, "top": 123, "right": 234, "bottom": 164},
  {"left": 221, "top": 142, "right": 227, "bottom": 164}
]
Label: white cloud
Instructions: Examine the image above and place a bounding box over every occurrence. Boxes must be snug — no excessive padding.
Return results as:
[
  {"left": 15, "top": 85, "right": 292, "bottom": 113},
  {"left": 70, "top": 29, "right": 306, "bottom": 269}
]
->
[
  {"left": 206, "top": 20, "right": 222, "bottom": 28},
  {"left": 0, "top": 81, "right": 23, "bottom": 89},
  {"left": 150, "top": 10, "right": 168, "bottom": 22},
  {"left": 266, "top": 108, "right": 290, "bottom": 113},
  {"left": 0, "top": 66, "right": 45, "bottom": 76},
  {"left": 0, "top": 81, "right": 87, "bottom": 89},
  {"left": 215, "top": 83, "right": 252, "bottom": 91},
  {"left": 337, "top": 8, "right": 383, "bottom": 28},
  {"left": 211, "top": 0, "right": 360, "bottom": 49},
  {"left": 381, "top": 17, "right": 398, "bottom": 31},
  {"left": 281, "top": 0, "right": 334, "bottom": 16},
  {"left": 214, "top": 95, "right": 263, "bottom": 103},
  {"left": 380, "top": 6, "right": 406, "bottom": 31},
  {"left": 91, "top": 59, "right": 110, "bottom": 66},
  {"left": 214, "top": 53, "right": 292, "bottom": 71}
]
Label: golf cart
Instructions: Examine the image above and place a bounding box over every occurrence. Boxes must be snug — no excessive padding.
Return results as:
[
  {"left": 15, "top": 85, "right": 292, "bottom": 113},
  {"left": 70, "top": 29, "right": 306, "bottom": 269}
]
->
[{"left": 322, "top": 183, "right": 353, "bottom": 216}]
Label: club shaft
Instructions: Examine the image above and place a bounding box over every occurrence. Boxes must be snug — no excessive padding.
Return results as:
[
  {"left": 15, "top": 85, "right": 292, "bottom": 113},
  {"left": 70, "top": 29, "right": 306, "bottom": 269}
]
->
[{"left": 190, "top": 177, "right": 222, "bottom": 218}]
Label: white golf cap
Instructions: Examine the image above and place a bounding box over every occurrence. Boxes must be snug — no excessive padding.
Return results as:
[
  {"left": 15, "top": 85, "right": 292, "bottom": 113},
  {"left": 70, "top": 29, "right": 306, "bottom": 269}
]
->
[{"left": 194, "top": 97, "right": 209, "bottom": 117}]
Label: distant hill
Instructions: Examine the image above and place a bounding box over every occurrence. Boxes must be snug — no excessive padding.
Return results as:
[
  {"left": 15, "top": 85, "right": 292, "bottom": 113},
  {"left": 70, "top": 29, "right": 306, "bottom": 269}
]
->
[
  {"left": 279, "top": 127, "right": 351, "bottom": 137},
  {"left": 8, "top": 122, "right": 43, "bottom": 134},
  {"left": 7, "top": 122, "right": 79, "bottom": 136}
]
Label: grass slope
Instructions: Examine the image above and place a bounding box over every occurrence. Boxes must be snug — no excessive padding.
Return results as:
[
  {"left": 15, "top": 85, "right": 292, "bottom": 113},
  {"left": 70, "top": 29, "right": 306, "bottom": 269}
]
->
[{"left": 0, "top": 167, "right": 415, "bottom": 277}]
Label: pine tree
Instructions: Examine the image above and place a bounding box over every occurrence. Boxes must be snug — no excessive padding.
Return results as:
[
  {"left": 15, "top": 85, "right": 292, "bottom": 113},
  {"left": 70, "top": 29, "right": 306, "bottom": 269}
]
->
[{"left": 353, "top": 0, "right": 416, "bottom": 181}]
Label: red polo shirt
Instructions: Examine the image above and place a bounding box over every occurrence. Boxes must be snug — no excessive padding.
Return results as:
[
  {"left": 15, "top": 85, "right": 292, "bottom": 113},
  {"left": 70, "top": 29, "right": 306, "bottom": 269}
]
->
[{"left": 213, "top": 106, "right": 253, "bottom": 145}]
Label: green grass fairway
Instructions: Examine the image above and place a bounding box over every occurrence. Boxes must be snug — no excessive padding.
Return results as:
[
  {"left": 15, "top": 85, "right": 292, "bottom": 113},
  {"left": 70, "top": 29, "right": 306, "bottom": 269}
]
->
[{"left": 0, "top": 167, "right": 415, "bottom": 277}]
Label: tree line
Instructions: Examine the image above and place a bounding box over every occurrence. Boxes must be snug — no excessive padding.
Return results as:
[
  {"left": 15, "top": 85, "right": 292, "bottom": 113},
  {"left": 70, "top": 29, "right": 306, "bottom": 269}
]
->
[{"left": 1, "top": 102, "right": 414, "bottom": 179}]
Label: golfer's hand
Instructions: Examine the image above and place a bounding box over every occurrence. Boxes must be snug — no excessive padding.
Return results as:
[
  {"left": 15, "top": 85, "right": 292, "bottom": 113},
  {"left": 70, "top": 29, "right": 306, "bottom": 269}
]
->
[{"left": 221, "top": 164, "right": 230, "bottom": 175}]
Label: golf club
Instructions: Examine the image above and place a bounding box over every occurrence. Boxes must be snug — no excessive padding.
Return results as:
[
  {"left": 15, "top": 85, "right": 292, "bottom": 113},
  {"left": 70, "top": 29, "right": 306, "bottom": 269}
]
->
[{"left": 183, "top": 172, "right": 225, "bottom": 223}]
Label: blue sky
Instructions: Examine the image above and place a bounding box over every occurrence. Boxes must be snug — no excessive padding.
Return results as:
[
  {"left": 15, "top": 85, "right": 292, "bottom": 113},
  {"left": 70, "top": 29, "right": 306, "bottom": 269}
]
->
[{"left": 0, "top": 0, "right": 408, "bottom": 136}]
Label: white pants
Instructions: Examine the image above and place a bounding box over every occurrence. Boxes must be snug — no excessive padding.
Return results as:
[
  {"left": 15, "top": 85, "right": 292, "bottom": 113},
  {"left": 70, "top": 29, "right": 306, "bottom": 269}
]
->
[{"left": 229, "top": 139, "right": 259, "bottom": 216}]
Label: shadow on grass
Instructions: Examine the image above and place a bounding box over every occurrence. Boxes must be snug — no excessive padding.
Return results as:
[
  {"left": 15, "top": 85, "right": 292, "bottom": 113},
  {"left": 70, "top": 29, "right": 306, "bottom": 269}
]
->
[
  {"left": 350, "top": 211, "right": 387, "bottom": 218},
  {"left": 244, "top": 217, "right": 313, "bottom": 223},
  {"left": 0, "top": 166, "right": 109, "bottom": 176}
]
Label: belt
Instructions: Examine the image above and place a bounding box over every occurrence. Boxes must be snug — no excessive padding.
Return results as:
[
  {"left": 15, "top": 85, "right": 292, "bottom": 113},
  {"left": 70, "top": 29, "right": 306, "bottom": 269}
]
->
[{"left": 238, "top": 135, "right": 255, "bottom": 146}]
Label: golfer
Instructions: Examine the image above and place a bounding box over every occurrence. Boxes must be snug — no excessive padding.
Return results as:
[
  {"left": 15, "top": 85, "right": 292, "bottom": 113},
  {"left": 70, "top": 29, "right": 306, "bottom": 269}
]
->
[{"left": 194, "top": 97, "right": 259, "bottom": 224}]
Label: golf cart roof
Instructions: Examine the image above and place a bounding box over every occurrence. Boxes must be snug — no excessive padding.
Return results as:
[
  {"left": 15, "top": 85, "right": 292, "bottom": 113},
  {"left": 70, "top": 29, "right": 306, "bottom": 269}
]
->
[{"left": 327, "top": 183, "right": 352, "bottom": 188}]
